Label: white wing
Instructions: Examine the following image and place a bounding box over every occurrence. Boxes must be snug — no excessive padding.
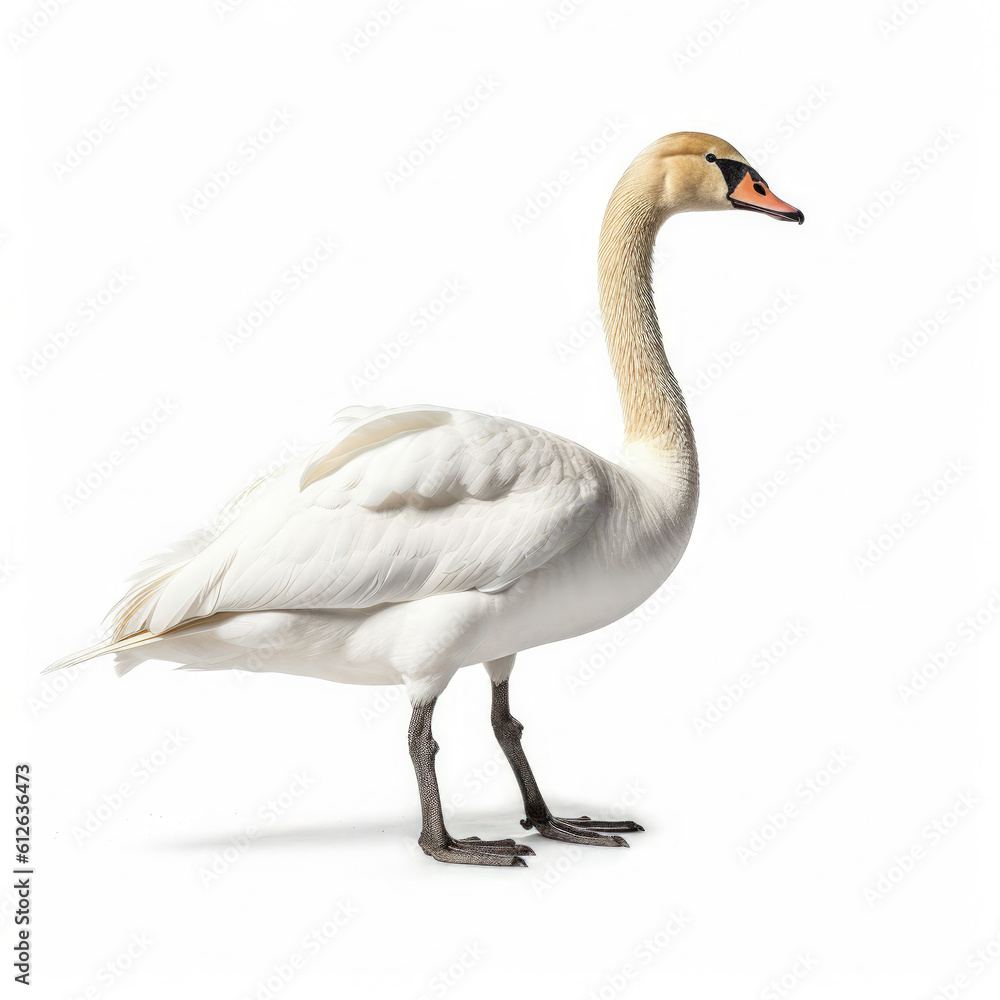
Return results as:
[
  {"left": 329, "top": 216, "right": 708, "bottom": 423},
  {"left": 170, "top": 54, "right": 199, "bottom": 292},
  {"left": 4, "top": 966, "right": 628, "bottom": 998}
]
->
[{"left": 110, "top": 405, "right": 615, "bottom": 640}]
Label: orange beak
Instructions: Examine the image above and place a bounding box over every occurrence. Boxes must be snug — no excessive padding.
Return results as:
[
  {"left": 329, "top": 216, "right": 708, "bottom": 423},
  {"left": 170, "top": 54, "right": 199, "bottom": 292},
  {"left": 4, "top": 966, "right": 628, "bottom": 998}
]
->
[{"left": 728, "top": 170, "right": 804, "bottom": 224}]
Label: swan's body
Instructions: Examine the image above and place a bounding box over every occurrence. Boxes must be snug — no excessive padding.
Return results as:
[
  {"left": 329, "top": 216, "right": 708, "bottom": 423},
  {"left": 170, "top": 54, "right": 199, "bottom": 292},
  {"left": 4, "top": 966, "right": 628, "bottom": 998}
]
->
[
  {"left": 48, "top": 132, "right": 802, "bottom": 866},
  {"left": 76, "top": 408, "right": 695, "bottom": 703}
]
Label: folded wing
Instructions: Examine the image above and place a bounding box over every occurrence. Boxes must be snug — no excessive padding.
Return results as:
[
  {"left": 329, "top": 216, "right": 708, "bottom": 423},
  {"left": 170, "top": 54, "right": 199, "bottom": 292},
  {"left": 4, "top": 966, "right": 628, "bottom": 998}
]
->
[{"left": 110, "top": 405, "right": 614, "bottom": 639}]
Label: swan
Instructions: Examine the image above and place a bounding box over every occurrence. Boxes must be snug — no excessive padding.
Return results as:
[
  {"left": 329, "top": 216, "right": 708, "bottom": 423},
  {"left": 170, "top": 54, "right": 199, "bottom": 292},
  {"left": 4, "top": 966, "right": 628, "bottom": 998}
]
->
[{"left": 46, "top": 132, "right": 803, "bottom": 867}]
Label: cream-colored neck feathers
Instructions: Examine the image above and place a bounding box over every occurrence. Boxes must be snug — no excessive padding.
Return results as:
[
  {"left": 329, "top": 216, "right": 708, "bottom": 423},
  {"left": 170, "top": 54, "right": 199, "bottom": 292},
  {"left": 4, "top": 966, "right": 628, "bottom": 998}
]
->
[{"left": 598, "top": 150, "right": 699, "bottom": 455}]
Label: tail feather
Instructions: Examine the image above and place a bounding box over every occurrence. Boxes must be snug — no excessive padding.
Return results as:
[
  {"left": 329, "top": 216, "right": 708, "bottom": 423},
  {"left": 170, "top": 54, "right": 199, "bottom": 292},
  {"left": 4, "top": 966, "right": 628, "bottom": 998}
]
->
[
  {"left": 43, "top": 631, "right": 159, "bottom": 674},
  {"left": 44, "top": 612, "right": 266, "bottom": 676}
]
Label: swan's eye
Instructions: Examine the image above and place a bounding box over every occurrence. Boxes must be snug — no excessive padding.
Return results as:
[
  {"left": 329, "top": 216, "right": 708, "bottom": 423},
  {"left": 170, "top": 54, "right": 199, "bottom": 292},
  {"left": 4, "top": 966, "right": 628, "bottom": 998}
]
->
[{"left": 705, "top": 153, "right": 717, "bottom": 162}]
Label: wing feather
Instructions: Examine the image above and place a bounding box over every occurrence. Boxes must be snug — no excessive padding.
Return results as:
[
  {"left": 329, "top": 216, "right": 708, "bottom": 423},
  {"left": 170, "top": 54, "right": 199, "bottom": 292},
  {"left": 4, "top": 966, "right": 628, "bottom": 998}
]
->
[{"left": 111, "top": 405, "right": 613, "bottom": 640}]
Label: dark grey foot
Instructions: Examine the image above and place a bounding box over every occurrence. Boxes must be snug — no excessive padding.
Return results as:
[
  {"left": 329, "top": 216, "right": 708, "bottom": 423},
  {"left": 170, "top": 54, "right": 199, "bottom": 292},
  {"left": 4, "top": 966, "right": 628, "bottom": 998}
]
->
[
  {"left": 520, "top": 815, "right": 643, "bottom": 846},
  {"left": 420, "top": 836, "right": 535, "bottom": 867}
]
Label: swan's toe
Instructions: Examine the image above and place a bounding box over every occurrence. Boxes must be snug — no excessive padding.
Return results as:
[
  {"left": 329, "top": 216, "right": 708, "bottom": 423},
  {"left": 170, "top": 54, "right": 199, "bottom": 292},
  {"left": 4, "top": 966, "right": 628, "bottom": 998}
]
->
[
  {"left": 523, "top": 814, "right": 643, "bottom": 847},
  {"left": 560, "top": 817, "right": 644, "bottom": 832},
  {"left": 420, "top": 835, "right": 535, "bottom": 866}
]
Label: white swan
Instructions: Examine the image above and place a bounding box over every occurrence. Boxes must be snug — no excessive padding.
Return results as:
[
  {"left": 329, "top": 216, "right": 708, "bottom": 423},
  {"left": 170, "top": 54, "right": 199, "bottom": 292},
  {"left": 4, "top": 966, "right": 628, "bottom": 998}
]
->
[{"left": 47, "top": 132, "right": 802, "bottom": 866}]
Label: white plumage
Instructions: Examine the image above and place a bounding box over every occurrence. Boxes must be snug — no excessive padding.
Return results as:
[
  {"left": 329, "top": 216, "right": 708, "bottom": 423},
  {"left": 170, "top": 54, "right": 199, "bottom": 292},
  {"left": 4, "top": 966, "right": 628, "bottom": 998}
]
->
[{"left": 49, "top": 402, "right": 696, "bottom": 705}]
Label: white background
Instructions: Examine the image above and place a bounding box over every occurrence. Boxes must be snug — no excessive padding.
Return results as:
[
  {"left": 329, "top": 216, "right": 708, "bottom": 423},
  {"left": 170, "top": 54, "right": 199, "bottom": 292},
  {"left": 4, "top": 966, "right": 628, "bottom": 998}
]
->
[{"left": 4, "top": 0, "right": 1000, "bottom": 997}]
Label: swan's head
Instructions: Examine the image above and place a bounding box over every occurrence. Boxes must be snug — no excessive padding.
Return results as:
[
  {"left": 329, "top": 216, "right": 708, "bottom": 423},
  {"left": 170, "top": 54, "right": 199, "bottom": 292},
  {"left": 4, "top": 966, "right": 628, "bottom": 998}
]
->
[{"left": 636, "top": 131, "right": 804, "bottom": 224}]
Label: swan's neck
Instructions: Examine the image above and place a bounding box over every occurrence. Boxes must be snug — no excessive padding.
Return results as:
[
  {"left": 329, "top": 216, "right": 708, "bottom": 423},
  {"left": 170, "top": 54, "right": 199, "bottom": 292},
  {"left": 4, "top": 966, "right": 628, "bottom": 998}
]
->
[{"left": 598, "top": 185, "right": 693, "bottom": 456}]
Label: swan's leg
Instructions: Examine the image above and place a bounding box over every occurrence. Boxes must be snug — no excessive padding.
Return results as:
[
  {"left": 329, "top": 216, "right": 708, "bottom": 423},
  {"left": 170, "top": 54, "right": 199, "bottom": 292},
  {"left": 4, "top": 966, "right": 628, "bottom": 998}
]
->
[
  {"left": 408, "top": 697, "right": 534, "bottom": 867},
  {"left": 486, "top": 660, "right": 644, "bottom": 848}
]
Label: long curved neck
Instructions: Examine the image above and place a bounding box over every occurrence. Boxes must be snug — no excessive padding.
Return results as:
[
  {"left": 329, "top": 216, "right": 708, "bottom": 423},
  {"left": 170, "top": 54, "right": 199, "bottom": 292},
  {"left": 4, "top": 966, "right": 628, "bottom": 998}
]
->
[{"left": 598, "top": 178, "right": 693, "bottom": 456}]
